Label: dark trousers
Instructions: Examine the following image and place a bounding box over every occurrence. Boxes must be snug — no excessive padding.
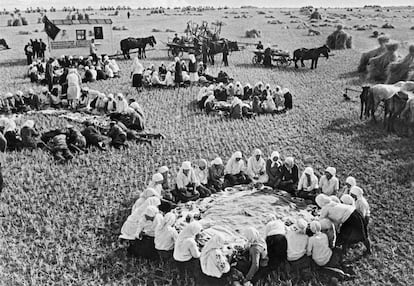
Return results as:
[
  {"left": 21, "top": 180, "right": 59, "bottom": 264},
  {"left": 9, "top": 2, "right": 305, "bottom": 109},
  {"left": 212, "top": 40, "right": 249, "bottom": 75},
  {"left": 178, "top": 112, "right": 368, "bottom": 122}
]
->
[
  {"left": 0, "top": 166, "right": 3, "bottom": 193},
  {"left": 26, "top": 55, "right": 32, "bottom": 65}
]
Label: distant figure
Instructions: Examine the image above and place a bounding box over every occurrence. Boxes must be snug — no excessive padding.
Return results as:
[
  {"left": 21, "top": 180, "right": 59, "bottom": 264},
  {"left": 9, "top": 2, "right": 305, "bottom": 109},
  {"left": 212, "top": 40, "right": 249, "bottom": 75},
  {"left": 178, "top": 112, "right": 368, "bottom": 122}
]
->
[
  {"left": 39, "top": 39, "right": 46, "bottom": 58},
  {"left": 33, "top": 39, "right": 40, "bottom": 58},
  {"left": 90, "top": 39, "right": 98, "bottom": 62},
  {"left": 24, "top": 42, "right": 33, "bottom": 65},
  {"left": 45, "top": 58, "right": 55, "bottom": 91},
  {"left": 127, "top": 11, "right": 131, "bottom": 19},
  {"left": 256, "top": 41, "right": 264, "bottom": 50},
  {"left": 263, "top": 45, "right": 272, "bottom": 67},
  {"left": 222, "top": 41, "right": 229, "bottom": 67}
]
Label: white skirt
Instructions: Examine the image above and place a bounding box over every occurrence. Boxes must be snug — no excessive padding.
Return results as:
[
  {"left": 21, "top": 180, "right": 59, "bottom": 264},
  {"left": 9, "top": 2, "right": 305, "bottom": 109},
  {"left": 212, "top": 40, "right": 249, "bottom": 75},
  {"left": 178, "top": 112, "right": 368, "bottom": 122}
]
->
[
  {"left": 190, "top": 72, "right": 199, "bottom": 82},
  {"left": 67, "top": 85, "right": 80, "bottom": 100}
]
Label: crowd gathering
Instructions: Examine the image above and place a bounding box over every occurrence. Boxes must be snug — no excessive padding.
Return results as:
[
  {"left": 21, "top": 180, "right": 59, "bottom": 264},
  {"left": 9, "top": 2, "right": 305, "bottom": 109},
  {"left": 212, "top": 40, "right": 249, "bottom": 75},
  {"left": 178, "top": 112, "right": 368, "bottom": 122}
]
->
[
  {"left": 197, "top": 81, "right": 293, "bottom": 118},
  {"left": 120, "top": 149, "right": 371, "bottom": 285}
]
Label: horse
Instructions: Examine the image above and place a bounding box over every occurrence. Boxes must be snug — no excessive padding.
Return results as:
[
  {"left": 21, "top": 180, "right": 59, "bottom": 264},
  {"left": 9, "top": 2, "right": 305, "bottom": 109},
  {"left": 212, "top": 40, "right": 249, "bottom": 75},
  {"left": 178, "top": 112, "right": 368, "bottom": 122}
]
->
[
  {"left": 0, "top": 38, "right": 10, "bottom": 50},
  {"left": 120, "top": 36, "right": 156, "bottom": 59},
  {"left": 293, "top": 45, "right": 330, "bottom": 69},
  {"left": 208, "top": 39, "right": 239, "bottom": 56}
]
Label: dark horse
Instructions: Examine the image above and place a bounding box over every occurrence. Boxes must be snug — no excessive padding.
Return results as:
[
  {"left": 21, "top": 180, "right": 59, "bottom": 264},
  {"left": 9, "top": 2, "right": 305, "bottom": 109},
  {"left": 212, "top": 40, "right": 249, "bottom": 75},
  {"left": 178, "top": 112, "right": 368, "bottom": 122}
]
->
[
  {"left": 0, "top": 39, "right": 10, "bottom": 50},
  {"left": 120, "top": 36, "right": 156, "bottom": 59},
  {"left": 293, "top": 45, "right": 330, "bottom": 69}
]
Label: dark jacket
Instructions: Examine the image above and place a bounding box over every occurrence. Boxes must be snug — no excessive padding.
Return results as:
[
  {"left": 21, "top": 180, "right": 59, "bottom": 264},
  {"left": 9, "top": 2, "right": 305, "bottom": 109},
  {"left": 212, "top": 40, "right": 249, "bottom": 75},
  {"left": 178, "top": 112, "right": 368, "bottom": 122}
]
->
[
  {"left": 280, "top": 165, "right": 299, "bottom": 185},
  {"left": 266, "top": 159, "right": 283, "bottom": 187}
]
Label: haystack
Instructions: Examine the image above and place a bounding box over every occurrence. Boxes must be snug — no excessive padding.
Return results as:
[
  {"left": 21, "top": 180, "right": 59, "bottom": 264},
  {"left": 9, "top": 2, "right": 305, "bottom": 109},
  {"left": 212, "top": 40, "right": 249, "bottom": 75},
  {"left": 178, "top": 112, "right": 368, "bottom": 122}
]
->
[
  {"left": 358, "top": 35, "right": 390, "bottom": 72},
  {"left": 385, "top": 45, "right": 414, "bottom": 84},
  {"left": 326, "top": 25, "right": 353, "bottom": 50},
  {"left": 245, "top": 29, "right": 261, "bottom": 38},
  {"left": 367, "top": 42, "right": 399, "bottom": 82}
]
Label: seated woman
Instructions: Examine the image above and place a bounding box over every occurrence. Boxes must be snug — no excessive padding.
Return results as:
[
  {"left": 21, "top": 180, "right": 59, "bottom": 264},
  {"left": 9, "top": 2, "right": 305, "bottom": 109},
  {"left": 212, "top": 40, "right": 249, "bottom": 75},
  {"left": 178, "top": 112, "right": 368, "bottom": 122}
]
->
[
  {"left": 214, "top": 83, "right": 227, "bottom": 101},
  {"left": 340, "top": 194, "right": 355, "bottom": 207},
  {"left": 307, "top": 221, "right": 337, "bottom": 267},
  {"left": 339, "top": 176, "right": 356, "bottom": 197},
  {"left": 253, "top": 82, "right": 264, "bottom": 98},
  {"left": 246, "top": 149, "right": 268, "bottom": 184},
  {"left": 224, "top": 151, "right": 250, "bottom": 187},
  {"left": 150, "top": 71, "right": 165, "bottom": 87},
  {"left": 159, "top": 166, "right": 170, "bottom": 190},
  {"left": 226, "top": 83, "right": 235, "bottom": 98},
  {"left": 350, "top": 186, "right": 370, "bottom": 225},
  {"left": 121, "top": 196, "right": 161, "bottom": 240},
  {"left": 243, "top": 83, "right": 253, "bottom": 100},
  {"left": 282, "top": 88, "right": 293, "bottom": 110},
  {"left": 317, "top": 194, "right": 371, "bottom": 255},
  {"left": 262, "top": 93, "right": 277, "bottom": 114},
  {"left": 164, "top": 69, "right": 175, "bottom": 87},
  {"left": 200, "top": 233, "right": 231, "bottom": 285},
  {"left": 297, "top": 167, "right": 319, "bottom": 200},
  {"left": 262, "top": 84, "right": 272, "bottom": 99},
  {"left": 155, "top": 212, "right": 178, "bottom": 261},
  {"left": 107, "top": 121, "right": 127, "bottom": 149},
  {"left": 132, "top": 188, "right": 160, "bottom": 213},
  {"left": 173, "top": 161, "right": 200, "bottom": 203},
  {"left": 252, "top": 96, "right": 264, "bottom": 114},
  {"left": 229, "top": 97, "right": 243, "bottom": 119},
  {"left": 273, "top": 86, "right": 284, "bottom": 110},
  {"left": 208, "top": 157, "right": 225, "bottom": 193},
  {"left": 286, "top": 219, "right": 309, "bottom": 264},
  {"left": 197, "top": 86, "right": 211, "bottom": 110},
  {"left": 265, "top": 220, "right": 287, "bottom": 270},
  {"left": 265, "top": 151, "right": 283, "bottom": 189},
  {"left": 128, "top": 205, "right": 163, "bottom": 260},
  {"left": 114, "top": 93, "right": 129, "bottom": 114},
  {"left": 234, "top": 81, "right": 243, "bottom": 98},
  {"left": 173, "top": 221, "right": 203, "bottom": 277},
  {"left": 319, "top": 167, "right": 339, "bottom": 196},
  {"left": 106, "top": 94, "right": 116, "bottom": 113},
  {"left": 278, "top": 157, "right": 299, "bottom": 194},
  {"left": 20, "top": 120, "right": 47, "bottom": 150},
  {"left": 194, "top": 159, "right": 212, "bottom": 198},
  {"left": 237, "top": 227, "right": 269, "bottom": 284}
]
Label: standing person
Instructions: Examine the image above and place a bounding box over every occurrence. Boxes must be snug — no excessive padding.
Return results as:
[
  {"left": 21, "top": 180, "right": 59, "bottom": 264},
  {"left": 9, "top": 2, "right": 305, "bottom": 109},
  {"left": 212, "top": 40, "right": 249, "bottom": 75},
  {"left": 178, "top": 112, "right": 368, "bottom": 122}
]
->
[
  {"left": 127, "top": 11, "right": 131, "bottom": 19},
  {"left": 45, "top": 58, "right": 55, "bottom": 91},
  {"left": 222, "top": 41, "right": 229, "bottom": 67},
  {"left": 24, "top": 42, "right": 33, "bottom": 65},
  {"left": 39, "top": 39, "right": 46, "bottom": 59},
  {"left": 89, "top": 39, "right": 98, "bottom": 63},
  {"left": 350, "top": 186, "right": 370, "bottom": 225},
  {"left": 131, "top": 56, "right": 144, "bottom": 91},
  {"left": 0, "top": 149, "right": 4, "bottom": 193},
  {"left": 33, "top": 39, "right": 40, "bottom": 58},
  {"left": 174, "top": 57, "right": 183, "bottom": 87},
  {"left": 263, "top": 45, "right": 272, "bottom": 67},
  {"left": 202, "top": 43, "right": 208, "bottom": 69},
  {"left": 188, "top": 54, "right": 198, "bottom": 84},
  {"left": 66, "top": 68, "right": 81, "bottom": 109}
]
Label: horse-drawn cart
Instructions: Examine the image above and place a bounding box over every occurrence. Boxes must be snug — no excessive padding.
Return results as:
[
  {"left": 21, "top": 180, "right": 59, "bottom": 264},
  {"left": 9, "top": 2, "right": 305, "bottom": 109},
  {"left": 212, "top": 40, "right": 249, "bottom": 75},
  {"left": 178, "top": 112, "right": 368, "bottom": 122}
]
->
[
  {"left": 166, "top": 42, "right": 201, "bottom": 58},
  {"left": 252, "top": 49, "right": 292, "bottom": 67}
]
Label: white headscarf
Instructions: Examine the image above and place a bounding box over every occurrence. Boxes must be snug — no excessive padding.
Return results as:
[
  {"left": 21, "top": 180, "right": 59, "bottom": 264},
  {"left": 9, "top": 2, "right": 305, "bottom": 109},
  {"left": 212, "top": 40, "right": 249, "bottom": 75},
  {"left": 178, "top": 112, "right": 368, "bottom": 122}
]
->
[
  {"left": 21, "top": 120, "right": 35, "bottom": 129},
  {"left": 265, "top": 220, "right": 286, "bottom": 236},
  {"left": 132, "top": 57, "right": 144, "bottom": 74},
  {"left": 270, "top": 151, "right": 281, "bottom": 168},
  {"left": 340, "top": 194, "right": 355, "bottom": 206},
  {"left": 194, "top": 159, "right": 209, "bottom": 184},
  {"left": 350, "top": 186, "right": 364, "bottom": 199},
  {"left": 174, "top": 221, "right": 202, "bottom": 261},
  {"left": 247, "top": 148, "right": 266, "bottom": 176},
  {"left": 310, "top": 221, "right": 321, "bottom": 234},
  {"left": 243, "top": 227, "right": 267, "bottom": 250},
  {"left": 211, "top": 157, "right": 223, "bottom": 165},
  {"left": 345, "top": 176, "right": 356, "bottom": 187},
  {"left": 200, "top": 233, "right": 229, "bottom": 278},
  {"left": 325, "top": 167, "right": 336, "bottom": 177},
  {"left": 189, "top": 54, "right": 196, "bottom": 63},
  {"left": 224, "top": 151, "right": 245, "bottom": 175},
  {"left": 315, "top": 194, "right": 331, "bottom": 208}
]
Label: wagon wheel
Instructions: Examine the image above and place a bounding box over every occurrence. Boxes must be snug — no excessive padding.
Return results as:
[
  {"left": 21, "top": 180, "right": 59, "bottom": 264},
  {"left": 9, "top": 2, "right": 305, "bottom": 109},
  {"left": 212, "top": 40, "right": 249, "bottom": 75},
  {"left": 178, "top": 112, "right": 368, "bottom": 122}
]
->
[
  {"left": 252, "top": 55, "right": 259, "bottom": 65},
  {"left": 276, "top": 56, "right": 290, "bottom": 67}
]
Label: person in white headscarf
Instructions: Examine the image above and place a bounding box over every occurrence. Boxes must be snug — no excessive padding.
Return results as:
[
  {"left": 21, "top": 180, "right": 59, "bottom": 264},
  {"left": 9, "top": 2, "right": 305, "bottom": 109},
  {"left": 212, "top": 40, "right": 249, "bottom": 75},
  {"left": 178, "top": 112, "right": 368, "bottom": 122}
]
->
[
  {"left": 194, "top": 159, "right": 212, "bottom": 198},
  {"left": 286, "top": 219, "right": 309, "bottom": 262},
  {"left": 263, "top": 91, "right": 277, "bottom": 113},
  {"left": 173, "top": 161, "right": 200, "bottom": 203},
  {"left": 340, "top": 194, "right": 355, "bottom": 207},
  {"left": 234, "top": 81, "right": 243, "bottom": 97},
  {"left": 350, "top": 186, "right": 370, "bottom": 224},
  {"left": 246, "top": 149, "right": 268, "bottom": 184},
  {"left": 224, "top": 151, "right": 250, "bottom": 187},
  {"left": 109, "top": 59, "right": 120, "bottom": 77},
  {"left": 243, "top": 83, "right": 253, "bottom": 100},
  {"left": 164, "top": 66, "right": 175, "bottom": 87},
  {"left": 105, "top": 62, "right": 114, "bottom": 78},
  {"left": 173, "top": 221, "right": 203, "bottom": 276},
  {"left": 339, "top": 176, "right": 357, "bottom": 197},
  {"left": 127, "top": 205, "right": 163, "bottom": 260},
  {"left": 66, "top": 68, "right": 81, "bottom": 109},
  {"left": 148, "top": 172, "right": 176, "bottom": 212},
  {"left": 132, "top": 188, "right": 160, "bottom": 213},
  {"left": 239, "top": 227, "right": 268, "bottom": 283},
  {"left": 319, "top": 167, "right": 339, "bottom": 196},
  {"left": 227, "top": 83, "right": 235, "bottom": 99},
  {"left": 253, "top": 81, "right": 264, "bottom": 98},
  {"left": 188, "top": 54, "right": 199, "bottom": 83},
  {"left": 279, "top": 157, "right": 299, "bottom": 194},
  {"left": 106, "top": 94, "right": 116, "bottom": 113},
  {"left": 20, "top": 120, "right": 45, "bottom": 150},
  {"left": 131, "top": 56, "right": 144, "bottom": 89},
  {"left": 120, "top": 197, "right": 161, "bottom": 240},
  {"left": 208, "top": 157, "right": 225, "bottom": 192},
  {"left": 200, "top": 233, "right": 231, "bottom": 280},
  {"left": 297, "top": 167, "right": 319, "bottom": 200},
  {"left": 265, "top": 220, "right": 287, "bottom": 269},
  {"left": 158, "top": 165, "right": 170, "bottom": 190},
  {"left": 265, "top": 151, "right": 283, "bottom": 189},
  {"left": 155, "top": 212, "right": 178, "bottom": 260},
  {"left": 114, "top": 93, "right": 128, "bottom": 113},
  {"left": 273, "top": 85, "right": 284, "bottom": 110},
  {"left": 307, "top": 221, "right": 333, "bottom": 266},
  {"left": 151, "top": 70, "right": 165, "bottom": 87}
]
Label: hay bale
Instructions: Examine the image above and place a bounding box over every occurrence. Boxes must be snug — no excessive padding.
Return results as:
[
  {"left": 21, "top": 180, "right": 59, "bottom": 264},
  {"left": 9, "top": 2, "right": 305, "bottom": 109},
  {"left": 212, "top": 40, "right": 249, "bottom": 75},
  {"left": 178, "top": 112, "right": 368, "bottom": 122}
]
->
[
  {"left": 151, "top": 28, "right": 162, "bottom": 32},
  {"left": 310, "top": 10, "right": 322, "bottom": 20},
  {"left": 358, "top": 35, "right": 390, "bottom": 72},
  {"left": 386, "top": 45, "right": 414, "bottom": 84},
  {"left": 12, "top": 18, "right": 22, "bottom": 26},
  {"left": 326, "top": 25, "right": 353, "bottom": 50},
  {"left": 382, "top": 23, "right": 394, "bottom": 29},
  {"left": 165, "top": 28, "right": 175, "bottom": 32},
  {"left": 367, "top": 42, "right": 399, "bottom": 81},
  {"left": 245, "top": 29, "right": 261, "bottom": 38}
]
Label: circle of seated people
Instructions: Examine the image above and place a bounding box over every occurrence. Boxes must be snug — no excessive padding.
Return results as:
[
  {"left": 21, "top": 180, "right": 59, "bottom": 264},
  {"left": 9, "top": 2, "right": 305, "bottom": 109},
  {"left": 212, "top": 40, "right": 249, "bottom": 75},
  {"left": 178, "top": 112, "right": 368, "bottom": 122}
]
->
[
  {"left": 119, "top": 149, "right": 371, "bottom": 285},
  {"left": 197, "top": 82, "right": 293, "bottom": 119},
  {"left": 130, "top": 55, "right": 233, "bottom": 89}
]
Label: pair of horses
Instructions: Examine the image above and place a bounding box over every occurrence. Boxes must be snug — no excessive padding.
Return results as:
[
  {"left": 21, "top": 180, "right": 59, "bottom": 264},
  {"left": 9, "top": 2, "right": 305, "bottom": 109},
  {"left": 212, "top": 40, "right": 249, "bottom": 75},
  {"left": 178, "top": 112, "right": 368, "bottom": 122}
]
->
[
  {"left": 120, "top": 36, "right": 157, "bottom": 59},
  {"left": 360, "top": 82, "right": 414, "bottom": 132},
  {"left": 293, "top": 45, "right": 330, "bottom": 69}
]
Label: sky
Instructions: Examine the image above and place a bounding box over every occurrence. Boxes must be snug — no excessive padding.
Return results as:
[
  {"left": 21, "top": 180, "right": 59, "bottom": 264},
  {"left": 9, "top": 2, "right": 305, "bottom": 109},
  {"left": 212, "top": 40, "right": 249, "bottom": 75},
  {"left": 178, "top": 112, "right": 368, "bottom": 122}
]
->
[{"left": 1, "top": 0, "right": 413, "bottom": 10}]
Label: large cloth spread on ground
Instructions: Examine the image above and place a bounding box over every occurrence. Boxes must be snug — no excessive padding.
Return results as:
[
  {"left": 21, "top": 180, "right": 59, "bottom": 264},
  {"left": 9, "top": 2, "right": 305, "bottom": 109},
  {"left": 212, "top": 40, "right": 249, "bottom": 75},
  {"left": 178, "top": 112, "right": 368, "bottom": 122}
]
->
[{"left": 172, "top": 186, "right": 317, "bottom": 247}]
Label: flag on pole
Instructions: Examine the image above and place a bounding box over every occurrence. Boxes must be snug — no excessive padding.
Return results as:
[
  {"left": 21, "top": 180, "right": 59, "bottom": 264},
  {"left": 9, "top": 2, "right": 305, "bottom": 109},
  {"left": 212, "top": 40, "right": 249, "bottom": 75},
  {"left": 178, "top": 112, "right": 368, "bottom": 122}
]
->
[{"left": 42, "top": 16, "right": 60, "bottom": 40}]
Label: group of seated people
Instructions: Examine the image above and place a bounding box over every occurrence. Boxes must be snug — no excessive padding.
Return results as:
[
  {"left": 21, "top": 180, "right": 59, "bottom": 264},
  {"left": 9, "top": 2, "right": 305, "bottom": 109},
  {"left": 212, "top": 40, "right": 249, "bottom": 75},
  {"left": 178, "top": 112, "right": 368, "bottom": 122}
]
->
[
  {"left": 197, "top": 81, "right": 293, "bottom": 119},
  {"left": 119, "top": 149, "right": 371, "bottom": 285},
  {"left": 28, "top": 54, "right": 121, "bottom": 86},
  {"left": 131, "top": 55, "right": 232, "bottom": 90}
]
